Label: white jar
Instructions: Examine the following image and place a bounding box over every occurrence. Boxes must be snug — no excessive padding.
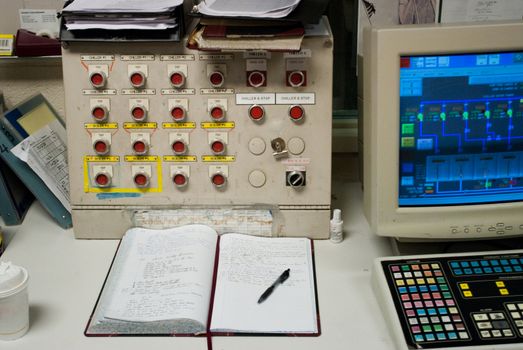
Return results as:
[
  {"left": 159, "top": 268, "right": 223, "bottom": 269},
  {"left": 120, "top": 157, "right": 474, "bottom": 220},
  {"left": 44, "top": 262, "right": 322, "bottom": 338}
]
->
[{"left": 0, "top": 262, "right": 29, "bottom": 340}]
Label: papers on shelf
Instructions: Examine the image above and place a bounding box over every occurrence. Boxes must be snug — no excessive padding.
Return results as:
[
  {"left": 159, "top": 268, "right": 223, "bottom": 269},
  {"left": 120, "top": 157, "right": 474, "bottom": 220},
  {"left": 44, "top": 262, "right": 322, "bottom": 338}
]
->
[
  {"left": 62, "top": 0, "right": 183, "bottom": 13},
  {"left": 61, "top": 0, "right": 181, "bottom": 31},
  {"left": 196, "top": 0, "right": 301, "bottom": 18}
]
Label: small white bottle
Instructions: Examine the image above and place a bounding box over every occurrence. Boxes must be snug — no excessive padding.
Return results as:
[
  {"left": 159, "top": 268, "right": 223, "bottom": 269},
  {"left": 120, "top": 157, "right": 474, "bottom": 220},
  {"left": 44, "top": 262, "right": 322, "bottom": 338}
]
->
[{"left": 330, "top": 209, "right": 343, "bottom": 243}]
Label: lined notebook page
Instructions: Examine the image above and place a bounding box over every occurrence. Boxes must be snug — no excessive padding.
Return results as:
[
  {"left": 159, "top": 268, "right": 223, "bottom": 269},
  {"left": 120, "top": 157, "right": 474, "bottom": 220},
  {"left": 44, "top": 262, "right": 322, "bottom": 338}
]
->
[{"left": 210, "top": 234, "right": 317, "bottom": 333}]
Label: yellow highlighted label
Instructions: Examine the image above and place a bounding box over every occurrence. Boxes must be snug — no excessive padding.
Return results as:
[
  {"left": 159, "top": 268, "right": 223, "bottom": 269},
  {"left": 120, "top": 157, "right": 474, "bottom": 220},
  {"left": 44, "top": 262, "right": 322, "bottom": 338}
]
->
[
  {"left": 162, "top": 122, "right": 196, "bottom": 129},
  {"left": 202, "top": 156, "right": 236, "bottom": 162},
  {"left": 459, "top": 283, "right": 470, "bottom": 290},
  {"left": 84, "top": 123, "right": 118, "bottom": 129},
  {"left": 496, "top": 281, "right": 505, "bottom": 288},
  {"left": 123, "top": 122, "right": 157, "bottom": 129},
  {"left": 84, "top": 156, "right": 119, "bottom": 162},
  {"left": 396, "top": 280, "right": 405, "bottom": 286},
  {"left": 124, "top": 156, "right": 159, "bottom": 162},
  {"left": 499, "top": 288, "right": 509, "bottom": 295},
  {"left": 463, "top": 291, "right": 473, "bottom": 297},
  {"left": 201, "top": 122, "right": 235, "bottom": 129},
  {"left": 163, "top": 155, "right": 197, "bottom": 162}
]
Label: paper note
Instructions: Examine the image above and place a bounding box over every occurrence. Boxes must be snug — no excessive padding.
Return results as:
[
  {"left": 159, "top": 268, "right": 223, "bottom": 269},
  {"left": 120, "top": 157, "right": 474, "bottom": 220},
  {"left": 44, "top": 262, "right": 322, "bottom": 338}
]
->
[
  {"left": 19, "top": 9, "right": 60, "bottom": 38},
  {"left": 11, "top": 120, "right": 70, "bottom": 212}
]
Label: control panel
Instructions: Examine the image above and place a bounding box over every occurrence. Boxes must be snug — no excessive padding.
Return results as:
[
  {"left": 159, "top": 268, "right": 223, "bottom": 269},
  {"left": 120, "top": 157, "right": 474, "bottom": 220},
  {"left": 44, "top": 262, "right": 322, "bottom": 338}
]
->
[
  {"left": 62, "top": 22, "right": 333, "bottom": 239},
  {"left": 374, "top": 250, "right": 523, "bottom": 350}
]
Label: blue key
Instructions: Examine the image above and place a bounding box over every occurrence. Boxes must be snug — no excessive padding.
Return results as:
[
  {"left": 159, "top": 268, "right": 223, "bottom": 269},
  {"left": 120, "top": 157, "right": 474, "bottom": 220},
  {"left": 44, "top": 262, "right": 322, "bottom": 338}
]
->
[
  {"left": 464, "top": 268, "right": 473, "bottom": 274},
  {"left": 460, "top": 261, "right": 470, "bottom": 268},
  {"left": 414, "top": 335, "right": 424, "bottom": 342},
  {"left": 450, "top": 262, "right": 460, "bottom": 268},
  {"left": 501, "top": 259, "right": 509, "bottom": 266},
  {"left": 510, "top": 259, "right": 519, "bottom": 265},
  {"left": 448, "top": 332, "right": 458, "bottom": 340},
  {"left": 484, "top": 267, "right": 493, "bottom": 273},
  {"left": 471, "top": 261, "right": 480, "bottom": 267},
  {"left": 491, "top": 260, "right": 500, "bottom": 266},
  {"left": 417, "top": 309, "right": 427, "bottom": 316},
  {"left": 504, "top": 267, "right": 513, "bottom": 273},
  {"left": 494, "top": 267, "right": 503, "bottom": 273},
  {"left": 519, "top": 258, "right": 523, "bottom": 264},
  {"left": 438, "top": 308, "right": 448, "bottom": 315},
  {"left": 481, "top": 260, "right": 489, "bottom": 267},
  {"left": 425, "top": 334, "right": 436, "bottom": 341},
  {"left": 429, "top": 285, "right": 438, "bottom": 291},
  {"left": 399, "top": 287, "right": 407, "bottom": 294},
  {"left": 474, "top": 268, "right": 482, "bottom": 274},
  {"left": 419, "top": 286, "right": 429, "bottom": 292},
  {"left": 437, "top": 333, "right": 446, "bottom": 340},
  {"left": 428, "top": 308, "right": 437, "bottom": 316},
  {"left": 409, "top": 286, "right": 418, "bottom": 293},
  {"left": 454, "top": 269, "right": 463, "bottom": 275},
  {"left": 514, "top": 266, "right": 522, "bottom": 272}
]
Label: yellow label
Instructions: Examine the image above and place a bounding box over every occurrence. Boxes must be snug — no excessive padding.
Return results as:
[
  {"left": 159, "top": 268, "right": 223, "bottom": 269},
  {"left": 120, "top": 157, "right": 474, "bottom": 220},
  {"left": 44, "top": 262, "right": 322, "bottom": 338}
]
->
[
  {"left": 395, "top": 280, "right": 405, "bottom": 286},
  {"left": 85, "top": 156, "right": 120, "bottom": 162},
  {"left": 201, "top": 122, "right": 235, "bottom": 129},
  {"left": 459, "top": 283, "right": 469, "bottom": 290},
  {"left": 406, "top": 279, "right": 415, "bottom": 286},
  {"left": 124, "top": 156, "right": 159, "bottom": 162},
  {"left": 162, "top": 122, "right": 196, "bottom": 129},
  {"left": 499, "top": 288, "right": 509, "bottom": 295},
  {"left": 202, "top": 156, "right": 236, "bottom": 162},
  {"left": 496, "top": 281, "right": 506, "bottom": 288},
  {"left": 123, "top": 122, "right": 157, "bottom": 129},
  {"left": 163, "top": 156, "right": 197, "bottom": 162},
  {"left": 84, "top": 123, "right": 118, "bottom": 129},
  {"left": 463, "top": 290, "right": 473, "bottom": 297}
]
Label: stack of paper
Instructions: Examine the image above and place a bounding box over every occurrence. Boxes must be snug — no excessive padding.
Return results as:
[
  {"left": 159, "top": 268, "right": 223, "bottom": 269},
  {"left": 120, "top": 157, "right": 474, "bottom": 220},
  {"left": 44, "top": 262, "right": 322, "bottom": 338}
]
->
[
  {"left": 197, "top": 0, "right": 302, "bottom": 19},
  {"left": 61, "top": 0, "right": 183, "bottom": 30}
]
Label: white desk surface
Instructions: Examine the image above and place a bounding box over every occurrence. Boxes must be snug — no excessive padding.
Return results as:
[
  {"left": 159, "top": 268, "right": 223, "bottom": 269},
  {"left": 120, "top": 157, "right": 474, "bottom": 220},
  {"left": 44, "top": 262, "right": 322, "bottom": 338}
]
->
[{"left": 0, "top": 180, "right": 397, "bottom": 350}]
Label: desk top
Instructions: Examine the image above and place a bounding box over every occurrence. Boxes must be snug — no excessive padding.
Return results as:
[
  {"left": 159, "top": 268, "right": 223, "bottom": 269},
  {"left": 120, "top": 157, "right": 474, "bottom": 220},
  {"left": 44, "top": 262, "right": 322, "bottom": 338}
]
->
[{"left": 0, "top": 181, "right": 396, "bottom": 350}]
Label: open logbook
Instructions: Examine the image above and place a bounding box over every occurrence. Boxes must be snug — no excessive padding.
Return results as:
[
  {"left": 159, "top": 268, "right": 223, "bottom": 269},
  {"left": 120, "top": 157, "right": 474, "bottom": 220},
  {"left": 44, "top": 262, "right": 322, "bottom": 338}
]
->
[{"left": 85, "top": 224, "right": 319, "bottom": 336}]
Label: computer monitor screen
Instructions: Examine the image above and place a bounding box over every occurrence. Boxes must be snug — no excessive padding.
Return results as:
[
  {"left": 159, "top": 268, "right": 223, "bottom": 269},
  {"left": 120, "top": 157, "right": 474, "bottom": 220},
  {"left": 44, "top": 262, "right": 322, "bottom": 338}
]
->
[
  {"left": 363, "top": 21, "right": 523, "bottom": 240},
  {"left": 399, "top": 51, "right": 523, "bottom": 207}
]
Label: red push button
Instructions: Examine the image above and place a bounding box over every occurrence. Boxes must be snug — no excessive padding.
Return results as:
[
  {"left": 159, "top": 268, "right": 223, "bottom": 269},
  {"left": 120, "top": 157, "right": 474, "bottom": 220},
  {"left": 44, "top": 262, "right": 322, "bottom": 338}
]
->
[
  {"left": 130, "top": 72, "right": 146, "bottom": 88},
  {"left": 91, "top": 106, "right": 108, "bottom": 122},
  {"left": 288, "top": 71, "right": 306, "bottom": 87},
  {"left": 211, "top": 140, "right": 225, "bottom": 154},
  {"left": 209, "top": 71, "right": 224, "bottom": 87},
  {"left": 170, "top": 72, "right": 185, "bottom": 88},
  {"left": 133, "top": 173, "right": 149, "bottom": 187},
  {"left": 248, "top": 105, "right": 265, "bottom": 121},
  {"left": 95, "top": 172, "right": 111, "bottom": 187},
  {"left": 173, "top": 173, "right": 188, "bottom": 187},
  {"left": 172, "top": 140, "right": 187, "bottom": 155},
  {"left": 89, "top": 72, "right": 106, "bottom": 89},
  {"left": 247, "top": 71, "right": 265, "bottom": 87},
  {"left": 170, "top": 106, "right": 186, "bottom": 122},
  {"left": 94, "top": 140, "right": 109, "bottom": 155},
  {"left": 210, "top": 106, "right": 225, "bottom": 121},
  {"left": 289, "top": 105, "right": 305, "bottom": 121},
  {"left": 132, "top": 140, "right": 148, "bottom": 155},
  {"left": 211, "top": 173, "right": 226, "bottom": 187},
  {"left": 131, "top": 105, "right": 147, "bottom": 122}
]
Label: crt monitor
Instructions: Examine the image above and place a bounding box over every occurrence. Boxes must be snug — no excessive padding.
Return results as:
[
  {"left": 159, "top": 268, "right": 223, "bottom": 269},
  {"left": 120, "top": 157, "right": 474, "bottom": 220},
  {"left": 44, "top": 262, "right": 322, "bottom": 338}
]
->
[{"left": 362, "top": 21, "right": 523, "bottom": 240}]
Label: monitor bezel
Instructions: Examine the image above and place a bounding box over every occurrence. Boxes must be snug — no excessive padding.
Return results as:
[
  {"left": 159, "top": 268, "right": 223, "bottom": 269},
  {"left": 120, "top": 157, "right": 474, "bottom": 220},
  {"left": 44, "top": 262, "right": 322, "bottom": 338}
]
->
[{"left": 363, "top": 21, "right": 523, "bottom": 240}]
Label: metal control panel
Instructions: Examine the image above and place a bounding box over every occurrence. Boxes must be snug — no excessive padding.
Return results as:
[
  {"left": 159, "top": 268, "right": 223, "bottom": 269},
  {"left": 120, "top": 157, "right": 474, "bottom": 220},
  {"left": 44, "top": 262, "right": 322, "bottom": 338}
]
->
[{"left": 62, "top": 20, "right": 333, "bottom": 239}]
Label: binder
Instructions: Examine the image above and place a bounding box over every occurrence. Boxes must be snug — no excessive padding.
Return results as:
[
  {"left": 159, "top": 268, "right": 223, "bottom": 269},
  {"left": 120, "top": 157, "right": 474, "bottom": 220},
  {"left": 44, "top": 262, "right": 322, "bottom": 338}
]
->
[
  {"left": 0, "top": 124, "right": 72, "bottom": 229},
  {"left": 0, "top": 158, "right": 34, "bottom": 225}
]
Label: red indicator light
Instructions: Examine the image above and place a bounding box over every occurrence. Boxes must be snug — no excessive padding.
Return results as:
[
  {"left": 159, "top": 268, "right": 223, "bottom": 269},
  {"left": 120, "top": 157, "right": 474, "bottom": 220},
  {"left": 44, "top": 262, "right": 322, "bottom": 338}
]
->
[
  {"left": 172, "top": 140, "right": 186, "bottom": 154},
  {"left": 94, "top": 140, "right": 108, "bottom": 154},
  {"left": 288, "top": 71, "right": 305, "bottom": 87},
  {"left": 248, "top": 71, "right": 265, "bottom": 87},
  {"left": 212, "top": 174, "right": 225, "bottom": 186},
  {"left": 92, "top": 107, "right": 107, "bottom": 121},
  {"left": 130, "top": 72, "right": 145, "bottom": 87},
  {"left": 132, "top": 106, "right": 146, "bottom": 121},
  {"left": 170, "top": 72, "right": 185, "bottom": 88},
  {"left": 249, "top": 105, "right": 264, "bottom": 121},
  {"left": 210, "top": 106, "right": 224, "bottom": 121},
  {"left": 209, "top": 72, "right": 224, "bottom": 87},
  {"left": 171, "top": 106, "right": 186, "bottom": 121},
  {"left": 211, "top": 141, "right": 225, "bottom": 154},
  {"left": 90, "top": 72, "right": 105, "bottom": 88},
  {"left": 95, "top": 173, "right": 110, "bottom": 187},
  {"left": 173, "top": 173, "right": 187, "bottom": 186},
  {"left": 289, "top": 105, "right": 304, "bottom": 121},
  {"left": 133, "top": 140, "right": 147, "bottom": 154},
  {"left": 134, "top": 173, "right": 149, "bottom": 187}
]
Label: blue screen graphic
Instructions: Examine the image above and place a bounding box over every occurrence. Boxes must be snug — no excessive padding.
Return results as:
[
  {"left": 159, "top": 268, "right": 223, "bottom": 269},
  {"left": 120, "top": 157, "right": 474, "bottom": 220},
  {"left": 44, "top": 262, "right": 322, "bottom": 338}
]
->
[{"left": 399, "top": 52, "right": 523, "bottom": 206}]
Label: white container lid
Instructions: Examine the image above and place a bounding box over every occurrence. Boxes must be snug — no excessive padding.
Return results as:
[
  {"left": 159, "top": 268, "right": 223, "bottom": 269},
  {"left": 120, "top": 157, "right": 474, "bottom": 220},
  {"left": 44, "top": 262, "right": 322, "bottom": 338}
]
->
[{"left": 0, "top": 262, "right": 28, "bottom": 298}]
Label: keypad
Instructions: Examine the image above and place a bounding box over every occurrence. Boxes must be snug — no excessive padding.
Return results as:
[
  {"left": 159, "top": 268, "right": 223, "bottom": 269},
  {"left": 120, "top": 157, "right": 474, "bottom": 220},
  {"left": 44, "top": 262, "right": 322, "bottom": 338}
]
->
[
  {"left": 391, "top": 262, "right": 470, "bottom": 344},
  {"left": 506, "top": 303, "right": 523, "bottom": 336},
  {"left": 472, "top": 311, "right": 515, "bottom": 339},
  {"left": 449, "top": 258, "right": 523, "bottom": 276}
]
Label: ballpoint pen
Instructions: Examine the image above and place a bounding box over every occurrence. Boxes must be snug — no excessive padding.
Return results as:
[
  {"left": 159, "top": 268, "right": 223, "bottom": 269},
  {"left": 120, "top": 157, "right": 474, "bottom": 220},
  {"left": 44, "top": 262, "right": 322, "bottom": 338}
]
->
[{"left": 257, "top": 268, "right": 290, "bottom": 304}]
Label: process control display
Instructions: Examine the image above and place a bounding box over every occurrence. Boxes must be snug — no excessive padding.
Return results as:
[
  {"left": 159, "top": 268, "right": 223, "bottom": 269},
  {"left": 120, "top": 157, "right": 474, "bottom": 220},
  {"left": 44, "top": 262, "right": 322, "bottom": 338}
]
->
[{"left": 399, "top": 51, "right": 523, "bottom": 206}]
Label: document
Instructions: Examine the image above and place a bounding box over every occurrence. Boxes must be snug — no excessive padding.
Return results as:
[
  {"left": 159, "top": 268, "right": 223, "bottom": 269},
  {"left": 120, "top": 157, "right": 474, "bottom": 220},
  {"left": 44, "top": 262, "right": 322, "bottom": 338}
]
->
[
  {"left": 85, "top": 224, "right": 319, "bottom": 336},
  {"left": 196, "top": 0, "right": 302, "bottom": 18}
]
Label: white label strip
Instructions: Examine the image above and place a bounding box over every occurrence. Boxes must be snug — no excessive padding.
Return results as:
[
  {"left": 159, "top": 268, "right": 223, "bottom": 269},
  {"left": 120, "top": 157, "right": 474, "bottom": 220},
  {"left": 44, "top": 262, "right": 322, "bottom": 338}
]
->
[
  {"left": 82, "top": 90, "right": 117, "bottom": 95},
  {"left": 200, "top": 88, "right": 235, "bottom": 95},
  {"left": 199, "top": 54, "right": 234, "bottom": 61},
  {"left": 161, "top": 89, "right": 196, "bottom": 95},
  {"left": 246, "top": 59, "right": 267, "bottom": 72},
  {"left": 236, "top": 93, "right": 275, "bottom": 105},
  {"left": 243, "top": 51, "right": 271, "bottom": 59},
  {"left": 284, "top": 49, "right": 312, "bottom": 58},
  {"left": 121, "top": 89, "right": 156, "bottom": 95},
  {"left": 121, "top": 55, "right": 155, "bottom": 61},
  {"left": 81, "top": 55, "right": 115, "bottom": 61},
  {"left": 276, "top": 93, "right": 315, "bottom": 105},
  {"left": 160, "top": 55, "right": 195, "bottom": 61}
]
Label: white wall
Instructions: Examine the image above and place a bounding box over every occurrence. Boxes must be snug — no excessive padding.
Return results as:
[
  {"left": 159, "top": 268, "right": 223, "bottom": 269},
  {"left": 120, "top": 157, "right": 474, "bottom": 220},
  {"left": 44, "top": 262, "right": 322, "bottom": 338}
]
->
[{"left": 0, "top": 58, "right": 65, "bottom": 119}]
